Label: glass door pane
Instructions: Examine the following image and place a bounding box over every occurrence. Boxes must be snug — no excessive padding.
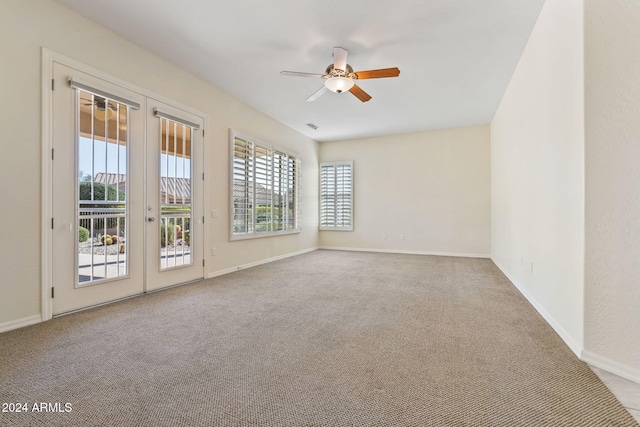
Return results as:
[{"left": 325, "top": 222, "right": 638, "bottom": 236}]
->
[
  {"left": 77, "top": 90, "right": 129, "bottom": 285},
  {"left": 159, "top": 118, "right": 192, "bottom": 270}
]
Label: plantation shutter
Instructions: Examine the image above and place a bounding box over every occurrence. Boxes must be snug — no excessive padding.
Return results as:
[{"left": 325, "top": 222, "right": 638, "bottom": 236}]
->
[
  {"left": 320, "top": 161, "right": 353, "bottom": 231},
  {"left": 231, "top": 132, "right": 300, "bottom": 239},
  {"left": 287, "top": 155, "right": 299, "bottom": 231},
  {"left": 232, "top": 137, "right": 253, "bottom": 234}
]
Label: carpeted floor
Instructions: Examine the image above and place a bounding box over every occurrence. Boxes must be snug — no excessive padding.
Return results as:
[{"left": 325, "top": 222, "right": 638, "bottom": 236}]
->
[{"left": 1, "top": 250, "right": 637, "bottom": 426}]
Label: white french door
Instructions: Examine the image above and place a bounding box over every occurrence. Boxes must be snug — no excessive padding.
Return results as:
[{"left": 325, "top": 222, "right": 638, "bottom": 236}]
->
[
  {"left": 50, "top": 62, "right": 204, "bottom": 315},
  {"left": 145, "top": 99, "right": 204, "bottom": 291}
]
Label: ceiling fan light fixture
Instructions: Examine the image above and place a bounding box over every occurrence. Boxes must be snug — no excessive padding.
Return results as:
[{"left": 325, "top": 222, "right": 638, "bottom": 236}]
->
[
  {"left": 94, "top": 106, "right": 113, "bottom": 122},
  {"left": 94, "top": 99, "right": 114, "bottom": 122},
  {"left": 324, "top": 77, "right": 354, "bottom": 94}
]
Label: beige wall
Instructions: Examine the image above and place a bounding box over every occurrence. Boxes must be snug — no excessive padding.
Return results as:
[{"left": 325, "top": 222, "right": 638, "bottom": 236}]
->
[
  {"left": 491, "top": 0, "right": 585, "bottom": 354},
  {"left": 320, "top": 126, "right": 491, "bottom": 257},
  {"left": 0, "top": 0, "right": 319, "bottom": 328},
  {"left": 492, "top": 0, "right": 640, "bottom": 382},
  {"left": 584, "top": 0, "right": 640, "bottom": 380}
]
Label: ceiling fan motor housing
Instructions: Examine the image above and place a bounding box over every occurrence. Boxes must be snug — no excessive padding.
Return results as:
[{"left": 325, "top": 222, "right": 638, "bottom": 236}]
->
[{"left": 325, "top": 64, "right": 356, "bottom": 79}]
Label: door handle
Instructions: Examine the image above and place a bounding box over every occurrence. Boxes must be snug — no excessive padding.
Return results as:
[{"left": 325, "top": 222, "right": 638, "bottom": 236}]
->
[{"left": 147, "top": 217, "right": 156, "bottom": 222}]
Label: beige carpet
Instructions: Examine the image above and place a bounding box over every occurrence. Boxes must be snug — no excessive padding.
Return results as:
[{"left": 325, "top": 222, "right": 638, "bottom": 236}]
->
[{"left": 1, "top": 250, "right": 637, "bottom": 426}]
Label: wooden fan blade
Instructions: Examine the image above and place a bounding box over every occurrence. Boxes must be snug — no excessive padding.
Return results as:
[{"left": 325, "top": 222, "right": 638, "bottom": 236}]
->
[
  {"left": 333, "top": 47, "right": 348, "bottom": 72},
  {"left": 349, "top": 84, "right": 372, "bottom": 103},
  {"left": 354, "top": 67, "right": 400, "bottom": 79},
  {"left": 280, "top": 71, "right": 325, "bottom": 78},
  {"left": 306, "top": 86, "right": 328, "bottom": 102}
]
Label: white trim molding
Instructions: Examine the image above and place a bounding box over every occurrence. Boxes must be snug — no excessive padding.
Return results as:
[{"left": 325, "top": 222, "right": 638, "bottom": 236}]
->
[
  {"left": 41, "top": 48, "right": 54, "bottom": 322},
  {"left": 320, "top": 246, "right": 490, "bottom": 259},
  {"left": 0, "top": 315, "right": 42, "bottom": 334},
  {"left": 207, "top": 247, "right": 319, "bottom": 279},
  {"left": 492, "top": 259, "right": 583, "bottom": 357},
  {"left": 582, "top": 350, "right": 640, "bottom": 385}
]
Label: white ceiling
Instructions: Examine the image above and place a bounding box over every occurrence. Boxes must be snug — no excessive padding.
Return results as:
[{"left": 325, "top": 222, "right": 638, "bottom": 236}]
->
[{"left": 55, "top": 0, "right": 545, "bottom": 142}]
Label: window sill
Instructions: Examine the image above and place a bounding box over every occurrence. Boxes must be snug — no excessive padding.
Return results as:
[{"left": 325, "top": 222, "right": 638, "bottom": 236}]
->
[
  {"left": 230, "top": 228, "right": 301, "bottom": 241},
  {"left": 319, "top": 227, "right": 353, "bottom": 232}
]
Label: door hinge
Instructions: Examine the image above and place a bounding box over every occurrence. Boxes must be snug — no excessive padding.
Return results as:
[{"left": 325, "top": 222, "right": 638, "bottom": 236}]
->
[
  {"left": 52, "top": 79, "right": 55, "bottom": 91},
  {"left": 202, "top": 129, "right": 205, "bottom": 137},
  {"left": 51, "top": 287, "right": 55, "bottom": 298},
  {"left": 52, "top": 148, "right": 54, "bottom": 160},
  {"left": 202, "top": 216, "right": 205, "bottom": 224},
  {"left": 51, "top": 218, "right": 54, "bottom": 229},
  {"left": 203, "top": 259, "right": 205, "bottom": 267},
  {"left": 202, "top": 172, "right": 205, "bottom": 180}
]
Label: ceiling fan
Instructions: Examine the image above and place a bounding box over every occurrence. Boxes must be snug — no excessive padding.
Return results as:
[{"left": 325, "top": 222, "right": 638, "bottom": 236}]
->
[
  {"left": 80, "top": 96, "right": 118, "bottom": 121},
  {"left": 281, "top": 47, "right": 400, "bottom": 103},
  {"left": 81, "top": 96, "right": 117, "bottom": 111}
]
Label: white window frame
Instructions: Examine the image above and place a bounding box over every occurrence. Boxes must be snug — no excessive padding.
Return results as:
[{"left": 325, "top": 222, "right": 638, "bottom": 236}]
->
[
  {"left": 319, "top": 161, "right": 354, "bottom": 231},
  {"left": 229, "top": 130, "right": 301, "bottom": 241}
]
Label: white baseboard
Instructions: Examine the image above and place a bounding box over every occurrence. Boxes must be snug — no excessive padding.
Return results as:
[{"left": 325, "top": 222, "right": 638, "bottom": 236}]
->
[
  {"left": 0, "top": 314, "right": 42, "bottom": 334},
  {"left": 2, "top": 248, "right": 320, "bottom": 332},
  {"left": 492, "top": 259, "right": 583, "bottom": 358},
  {"left": 207, "top": 247, "right": 319, "bottom": 279},
  {"left": 320, "top": 246, "right": 490, "bottom": 259},
  {"left": 582, "top": 350, "right": 640, "bottom": 385}
]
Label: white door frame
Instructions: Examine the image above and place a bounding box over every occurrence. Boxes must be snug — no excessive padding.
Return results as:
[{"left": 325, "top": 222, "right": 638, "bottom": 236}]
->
[{"left": 41, "top": 49, "right": 209, "bottom": 320}]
